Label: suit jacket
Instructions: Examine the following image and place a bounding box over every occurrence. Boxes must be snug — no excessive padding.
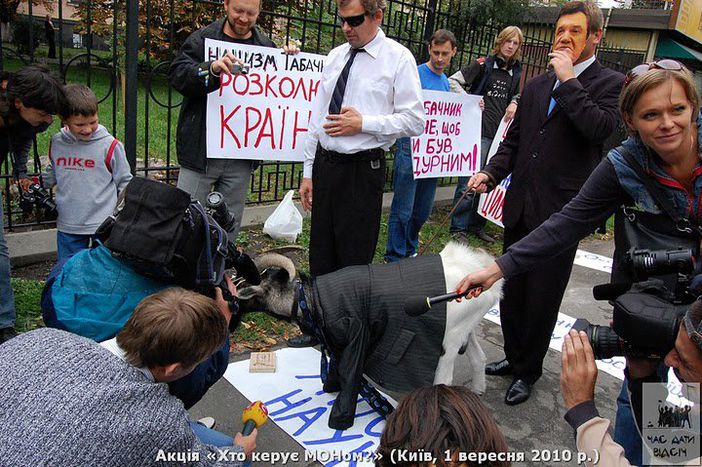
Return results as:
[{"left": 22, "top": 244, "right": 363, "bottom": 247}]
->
[
  {"left": 484, "top": 59, "right": 624, "bottom": 230},
  {"left": 312, "top": 254, "right": 447, "bottom": 429}
]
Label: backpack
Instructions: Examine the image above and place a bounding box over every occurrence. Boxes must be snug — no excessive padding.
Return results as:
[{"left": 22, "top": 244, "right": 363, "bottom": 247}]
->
[{"left": 97, "top": 177, "right": 228, "bottom": 290}]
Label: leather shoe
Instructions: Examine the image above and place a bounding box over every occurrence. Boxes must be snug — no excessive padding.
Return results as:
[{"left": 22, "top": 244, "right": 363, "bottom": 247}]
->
[
  {"left": 472, "top": 229, "right": 496, "bottom": 243},
  {"left": 287, "top": 334, "right": 319, "bottom": 348},
  {"left": 485, "top": 359, "right": 513, "bottom": 376},
  {"left": 505, "top": 378, "right": 532, "bottom": 405}
]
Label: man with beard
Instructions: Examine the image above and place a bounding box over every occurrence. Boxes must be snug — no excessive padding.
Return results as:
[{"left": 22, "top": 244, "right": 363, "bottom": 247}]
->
[
  {"left": 170, "top": 0, "right": 297, "bottom": 239},
  {"left": 465, "top": 0, "right": 624, "bottom": 405}
]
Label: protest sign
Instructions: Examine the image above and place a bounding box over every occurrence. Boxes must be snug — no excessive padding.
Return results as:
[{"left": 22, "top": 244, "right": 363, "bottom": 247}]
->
[
  {"left": 205, "top": 39, "right": 325, "bottom": 161},
  {"left": 223, "top": 347, "right": 395, "bottom": 466},
  {"left": 411, "top": 91, "right": 482, "bottom": 179},
  {"left": 477, "top": 118, "right": 512, "bottom": 227}
]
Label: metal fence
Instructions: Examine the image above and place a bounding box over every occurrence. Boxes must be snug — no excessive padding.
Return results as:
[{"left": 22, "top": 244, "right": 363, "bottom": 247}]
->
[{"left": 1, "top": 0, "right": 640, "bottom": 231}]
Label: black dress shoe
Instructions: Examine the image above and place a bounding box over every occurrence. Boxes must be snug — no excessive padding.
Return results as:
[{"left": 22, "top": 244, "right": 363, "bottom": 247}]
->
[
  {"left": 485, "top": 359, "right": 513, "bottom": 376},
  {"left": 505, "top": 378, "right": 532, "bottom": 405},
  {"left": 286, "top": 334, "right": 319, "bottom": 348},
  {"left": 472, "top": 229, "right": 496, "bottom": 243}
]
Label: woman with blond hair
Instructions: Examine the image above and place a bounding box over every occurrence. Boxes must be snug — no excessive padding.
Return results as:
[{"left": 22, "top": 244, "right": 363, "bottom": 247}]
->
[
  {"left": 456, "top": 60, "right": 702, "bottom": 465},
  {"left": 449, "top": 26, "right": 524, "bottom": 243}
]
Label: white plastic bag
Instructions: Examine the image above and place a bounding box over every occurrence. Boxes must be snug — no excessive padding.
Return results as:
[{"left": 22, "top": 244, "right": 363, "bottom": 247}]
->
[{"left": 263, "top": 190, "right": 303, "bottom": 242}]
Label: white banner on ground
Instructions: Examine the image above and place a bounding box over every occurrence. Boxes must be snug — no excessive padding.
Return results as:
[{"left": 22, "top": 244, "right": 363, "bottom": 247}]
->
[
  {"left": 205, "top": 40, "right": 325, "bottom": 161},
  {"left": 223, "top": 347, "right": 395, "bottom": 466},
  {"left": 411, "top": 91, "right": 482, "bottom": 179},
  {"left": 477, "top": 118, "right": 512, "bottom": 226},
  {"left": 482, "top": 301, "right": 626, "bottom": 380}
]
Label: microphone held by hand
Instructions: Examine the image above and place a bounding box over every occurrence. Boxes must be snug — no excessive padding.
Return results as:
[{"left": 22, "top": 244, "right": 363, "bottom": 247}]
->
[
  {"left": 242, "top": 401, "right": 268, "bottom": 435},
  {"left": 404, "top": 285, "right": 483, "bottom": 317}
]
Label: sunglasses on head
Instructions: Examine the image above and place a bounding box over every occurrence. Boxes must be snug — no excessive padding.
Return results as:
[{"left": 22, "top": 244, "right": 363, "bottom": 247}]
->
[
  {"left": 337, "top": 12, "right": 367, "bottom": 27},
  {"left": 624, "top": 59, "right": 684, "bottom": 88}
]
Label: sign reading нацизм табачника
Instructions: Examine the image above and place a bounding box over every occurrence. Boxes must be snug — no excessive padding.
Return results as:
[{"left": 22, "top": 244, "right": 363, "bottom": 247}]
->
[{"left": 205, "top": 40, "right": 325, "bottom": 162}]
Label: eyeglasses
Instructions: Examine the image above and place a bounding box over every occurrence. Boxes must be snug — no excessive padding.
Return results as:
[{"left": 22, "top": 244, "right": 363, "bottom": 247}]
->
[
  {"left": 337, "top": 12, "right": 367, "bottom": 27},
  {"left": 624, "top": 59, "right": 684, "bottom": 88}
]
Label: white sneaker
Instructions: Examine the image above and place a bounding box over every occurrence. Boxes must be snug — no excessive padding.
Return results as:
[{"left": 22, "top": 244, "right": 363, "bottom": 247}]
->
[{"left": 197, "top": 416, "right": 216, "bottom": 429}]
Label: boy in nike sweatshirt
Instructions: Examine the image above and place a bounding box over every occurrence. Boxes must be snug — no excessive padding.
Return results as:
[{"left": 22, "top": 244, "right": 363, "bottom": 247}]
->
[{"left": 44, "top": 84, "right": 132, "bottom": 261}]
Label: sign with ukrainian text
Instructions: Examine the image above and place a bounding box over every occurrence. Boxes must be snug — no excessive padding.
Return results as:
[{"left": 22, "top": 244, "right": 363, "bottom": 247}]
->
[
  {"left": 205, "top": 40, "right": 325, "bottom": 161},
  {"left": 411, "top": 91, "right": 481, "bottom": 179},
  {"left": 223, "top": 347, "right": 394, "bottom": 466},
  {"left": 477, "top": 118, "right": 512, "bottom": 227}
]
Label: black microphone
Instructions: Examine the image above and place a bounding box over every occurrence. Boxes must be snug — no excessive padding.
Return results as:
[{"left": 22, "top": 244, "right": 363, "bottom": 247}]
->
[
  {"left": 404, "top": 285, "right": 483, "bottom": 317},
  {"left": 592, "top": 282, "right": 632, "bottom": 301}
]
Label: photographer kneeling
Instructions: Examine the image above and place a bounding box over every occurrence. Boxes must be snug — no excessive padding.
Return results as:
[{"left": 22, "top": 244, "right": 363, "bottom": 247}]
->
[
  {"left": 560, "top": 300, "right": 702, "bottom": 466},
  {"left": 456, "top": 61, "right": 702, "bottom": 465},
  {"left": 0, "top": 288, "right": 256, "bottom": 465}
]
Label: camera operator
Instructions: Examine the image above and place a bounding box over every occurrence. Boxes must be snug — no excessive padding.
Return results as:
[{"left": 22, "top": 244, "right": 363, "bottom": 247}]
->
[
  {"left": 0, "top": 65, "right": 66, "bottom": 345},
  {"left": 0, "top": 287, "right": 257, "bottom": 465},
  {"left": 560, "top": 300, "right": 702, "bottom": 466},
  {"left": 456, "top": 61, "right": 702, "bottom": 465}
]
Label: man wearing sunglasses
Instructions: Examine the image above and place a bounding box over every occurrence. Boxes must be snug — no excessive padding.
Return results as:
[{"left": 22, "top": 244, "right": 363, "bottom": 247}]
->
[
  {"left": 292, "top": 0, "right": 424, "bottom": 348},
  {"left": 464, "top": 0, "right": 624, "bottom": 406}
]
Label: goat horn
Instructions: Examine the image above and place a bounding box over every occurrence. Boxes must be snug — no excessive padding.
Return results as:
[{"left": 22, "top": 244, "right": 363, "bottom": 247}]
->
[{"left": 255, "top": 253, "right": 297, "bottom": 281}]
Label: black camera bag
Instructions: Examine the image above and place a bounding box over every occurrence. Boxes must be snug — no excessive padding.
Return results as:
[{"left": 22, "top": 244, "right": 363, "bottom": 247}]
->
[{"left": 99, "top": 177, "right": 227, "bottom": 289}]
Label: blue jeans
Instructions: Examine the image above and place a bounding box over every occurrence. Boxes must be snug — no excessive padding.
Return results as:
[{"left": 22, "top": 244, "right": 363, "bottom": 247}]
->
[
  {"left": 0, "top": 189, "right": 16, "bottom": 329},
  {"left": 56, "top": 231, "right": 95, "bottom": 262},
  {"left": 450, "top": 136, "right": 493, "bottom": 233},
  {"left": 385, "top": 138, "right": 438, "bottom": 262},
  {"left": 189, "top": 420, "right": 233, "bottom": 447},
  {"left": 614, "top": 378, "right": 643, "bottom": 466}
]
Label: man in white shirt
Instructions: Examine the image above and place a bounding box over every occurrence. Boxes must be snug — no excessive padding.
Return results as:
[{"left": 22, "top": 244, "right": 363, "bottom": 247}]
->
[{"left": 298, "top": 0, "right": 424, "bottom": 282}]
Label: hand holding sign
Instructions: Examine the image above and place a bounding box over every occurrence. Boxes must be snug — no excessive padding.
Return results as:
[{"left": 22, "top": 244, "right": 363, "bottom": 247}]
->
[{"left": 323, "top": 107, "right": 362, "bottom": 137}]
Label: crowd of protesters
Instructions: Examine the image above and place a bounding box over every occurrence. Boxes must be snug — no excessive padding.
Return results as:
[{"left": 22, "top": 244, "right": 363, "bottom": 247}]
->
[{"left": 0, "top": 0, "right": 701, "bottom": 465}]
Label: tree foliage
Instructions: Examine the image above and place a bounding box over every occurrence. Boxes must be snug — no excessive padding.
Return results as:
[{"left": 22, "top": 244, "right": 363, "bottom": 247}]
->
[
  {"left": 1, "top": 0, "right": 53, "bottom": 24},
  {"left": 75, "top": 0, "right": 224, "bottom": 63}
]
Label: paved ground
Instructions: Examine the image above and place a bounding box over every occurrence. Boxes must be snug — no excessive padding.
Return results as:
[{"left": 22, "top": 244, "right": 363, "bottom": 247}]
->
[{"left": 189, "top": 236, "right": 620, "bottom": 466}]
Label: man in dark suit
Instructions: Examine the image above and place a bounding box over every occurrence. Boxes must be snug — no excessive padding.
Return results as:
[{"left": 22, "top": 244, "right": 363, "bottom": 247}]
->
[{"left": 466, "top": 0, "right": 624, "bottom": 405}]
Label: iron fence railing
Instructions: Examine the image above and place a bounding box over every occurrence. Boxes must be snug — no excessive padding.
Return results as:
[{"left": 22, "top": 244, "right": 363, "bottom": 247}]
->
[{"left": 1, "top": 0, "right": 639, "bottom": 232}]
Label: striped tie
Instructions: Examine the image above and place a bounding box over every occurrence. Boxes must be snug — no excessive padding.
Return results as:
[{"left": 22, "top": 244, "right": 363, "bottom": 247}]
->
[{"left": 328, "top": 48, "right": 364, "bottom": 115}]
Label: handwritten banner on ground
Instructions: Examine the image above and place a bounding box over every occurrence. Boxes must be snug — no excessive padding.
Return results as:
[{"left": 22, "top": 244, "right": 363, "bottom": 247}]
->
[
  {"left": 223, "top": 347, "right": 395, "bottom": 466},
  {"left": 411, "top": 91, "right": 481, "bottom": 179},
  {"left": 205, "top": 40, "right": 325, "bottom": 161},
  {"left": 477, "top": 118, "right": 512, "bottom": 227}
]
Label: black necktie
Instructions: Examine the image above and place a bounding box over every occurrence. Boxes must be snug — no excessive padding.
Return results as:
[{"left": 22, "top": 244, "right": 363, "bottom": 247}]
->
[{"left": 328, "top": 48, "right": 364, "bottom": 115}]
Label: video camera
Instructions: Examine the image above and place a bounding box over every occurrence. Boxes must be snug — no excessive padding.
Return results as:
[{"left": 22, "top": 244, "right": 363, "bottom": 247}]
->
[
  {"left": 19, "top": 183, "right": 58, "bottom": 221},
  {"left": 574, "top": 247, "right": 698, "bottom": 360},
  {"left": 203, "top": 191, "right": 261, "bottom": 288}
]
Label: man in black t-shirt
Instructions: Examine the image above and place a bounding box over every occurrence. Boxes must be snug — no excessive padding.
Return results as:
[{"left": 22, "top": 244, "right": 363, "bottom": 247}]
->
[{"left": 448, "top": 26, "right": 523, "bottom": 243}]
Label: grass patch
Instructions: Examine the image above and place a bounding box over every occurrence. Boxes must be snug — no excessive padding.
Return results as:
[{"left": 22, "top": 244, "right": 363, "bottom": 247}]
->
[{"left": 11, "top": 278, "right": 45, "bottom": 333}]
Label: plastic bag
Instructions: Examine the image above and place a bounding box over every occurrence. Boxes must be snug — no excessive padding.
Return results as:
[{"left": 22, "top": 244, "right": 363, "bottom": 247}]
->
[{"left": 263, "top": 190, "right": 303, "bottom": 242}]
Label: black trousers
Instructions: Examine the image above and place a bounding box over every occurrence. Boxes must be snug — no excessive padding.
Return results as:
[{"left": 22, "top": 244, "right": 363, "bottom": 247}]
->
[
  {"left": 501, "top": 219, "right": 578, "bottom": 383},
  {"left": 309, "top": 150, "right": 386, "bottom": 276}
]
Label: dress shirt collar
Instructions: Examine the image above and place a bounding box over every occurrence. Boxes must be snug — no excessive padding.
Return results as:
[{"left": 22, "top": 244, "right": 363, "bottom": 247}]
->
[
  {"left": 100, "top": 337, "right": 156, "bottom": 382},
  {"left": 342, "top": 27, "right": 385, "bottom": 59},
  {"left": 572, "top": 54, "right": 596, "bottom": 78}
]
